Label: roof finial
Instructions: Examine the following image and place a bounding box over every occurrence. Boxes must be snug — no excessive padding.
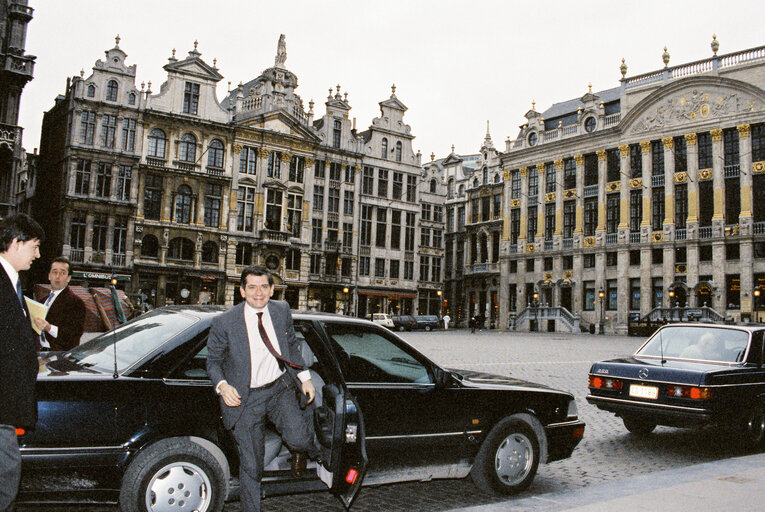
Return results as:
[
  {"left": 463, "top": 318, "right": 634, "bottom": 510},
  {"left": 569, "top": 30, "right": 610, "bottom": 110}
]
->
[
  {"left": 194, "top": 40, "right": 199, "bottom": 50},
  {"left": 662, "top": 46, "right": 670, "bottom": 67},
  {"left": 620, "top": 58, "right": 628, "bottom": 78},
  {"left": 391, "top": 83, "right": 396, "bottom": 96},
  {"left": 451, "top": 144, "right": 455, "bottom": 153},
  {"left": 430, "top": 152, "right": 435, "bottom": 161},
  {"left": 588, "top": 82, "right": 592, "bottom": 93},
  {"left": 532, "top": 100, "right": 536, "bottom": 111},
  {"left": 115, "top": 34, "right": 121, "bottom": 47},
  {"left": 344, "top": 92, "right": 348, "bottom": 102},
  {"left": 213, "top": 57, "right": 217, "bottom": 69},
  {"left": 711, "top": 34, "right": 720, "bottom": 56},
  {"left": 275, "top": 34, "right": 287, "bottom": 67},
  {"left": 80, "top": 68, "right": 84, "bottom": 78}
]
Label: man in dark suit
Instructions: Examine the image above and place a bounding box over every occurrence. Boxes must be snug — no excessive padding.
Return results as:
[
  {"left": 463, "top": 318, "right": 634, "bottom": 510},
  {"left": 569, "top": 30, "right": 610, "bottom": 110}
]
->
[
  {"left": 207, "top": 266, "right": 318, "bottom": 512},
  {"left": 34, "top": 256, "right": 86, "bottom": 352},
  {"left": 0, "top": 214, "right": 44, "bottom": 511}
]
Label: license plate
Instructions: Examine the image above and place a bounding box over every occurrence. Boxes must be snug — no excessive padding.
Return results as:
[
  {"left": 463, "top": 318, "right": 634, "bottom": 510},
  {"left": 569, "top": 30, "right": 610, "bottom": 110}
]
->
[{"left": 629, "top": 384, "right": 658, "bottom": 400}]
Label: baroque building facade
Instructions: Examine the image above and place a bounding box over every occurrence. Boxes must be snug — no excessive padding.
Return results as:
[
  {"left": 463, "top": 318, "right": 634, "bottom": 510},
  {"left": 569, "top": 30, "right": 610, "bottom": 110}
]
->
[{"left": 35, "top": 36, "right": 435, "bottom": 313}]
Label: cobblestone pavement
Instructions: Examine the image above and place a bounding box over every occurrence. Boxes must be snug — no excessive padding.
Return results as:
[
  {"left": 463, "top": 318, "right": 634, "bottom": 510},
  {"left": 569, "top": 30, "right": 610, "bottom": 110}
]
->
[{"left": 18, "top": 329, "right": 754, "bottom": 511}]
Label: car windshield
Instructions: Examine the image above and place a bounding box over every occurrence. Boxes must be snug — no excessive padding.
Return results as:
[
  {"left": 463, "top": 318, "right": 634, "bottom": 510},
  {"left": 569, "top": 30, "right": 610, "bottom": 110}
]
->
[
  {"left": 637, "top": 326, "right": 750, "bottom": 363},
  {"left": 63, "top": 310, "right": 199, "bottom": 374}
]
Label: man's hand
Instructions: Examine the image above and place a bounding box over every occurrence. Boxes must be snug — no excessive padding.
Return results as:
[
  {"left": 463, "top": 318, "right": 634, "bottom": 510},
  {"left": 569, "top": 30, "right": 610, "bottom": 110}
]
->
[
  {"left": 34, "top": 317, "right": 50, "bottom": 333},
  {"left": 301, "top": 379, "right": 315, "bottom": 405},
  {"left": 219, "top": 382, "right": 241, "bottom": 407}
]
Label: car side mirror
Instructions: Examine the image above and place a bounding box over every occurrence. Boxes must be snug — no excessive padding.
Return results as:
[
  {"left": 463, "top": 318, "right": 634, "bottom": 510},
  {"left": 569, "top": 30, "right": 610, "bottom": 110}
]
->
[{"left": 433, "top": 367, "right": 451, "bottom": 388}]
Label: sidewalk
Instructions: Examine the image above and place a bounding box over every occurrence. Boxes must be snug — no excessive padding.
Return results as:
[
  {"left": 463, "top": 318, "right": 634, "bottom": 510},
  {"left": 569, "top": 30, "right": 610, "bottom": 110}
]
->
[{"left": 447, "top": 452, "right": 765, "bottom": 512}]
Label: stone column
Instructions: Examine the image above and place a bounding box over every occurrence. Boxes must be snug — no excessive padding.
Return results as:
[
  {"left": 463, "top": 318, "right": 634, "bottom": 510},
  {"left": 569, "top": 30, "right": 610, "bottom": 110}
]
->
[
  {"left": 596, "top": 150, "right": 606, "bottom": 234},
  {"left": 554, "top": 159, "right": 564, "bottom": 238},
  {"left": 518, "top": 167, "right": 528, "bottom": 248},
  {"left": 574, "top": 154, "right": 584, "bottom": 239},
  {"left": 162, "top": 178, "right": 174, "bottom": 222},
  {"left": 220, "top": 187, "right": 230, "bottom": 229},
  {"left": 195, "top": 187, "right": 205, "bottom": 226},
  {"left": 711, "top": 128, "right": 725, "bottom": 232},
  {"left": 738, "top": 124, "right": 753, "bottom": 230},
  {"left": 640, "top": 246, "right": 652, "bottom": 315},
  {"left": 536, "top": 163, "right": 545, "bottom": 248},
  {"left": 663, "top": 137, "right": 675, "bottom": 240},
  {"left": 685, "top": 133, "right": 699, "bottom": 236}
]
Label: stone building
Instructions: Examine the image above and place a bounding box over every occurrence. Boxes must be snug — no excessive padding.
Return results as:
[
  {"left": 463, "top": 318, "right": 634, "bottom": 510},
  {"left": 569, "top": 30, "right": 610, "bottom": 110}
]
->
[
  {"left": 0, "top": 0, "right": 35, "bottom": 217},
  {"left": 495, "top": 40, "right": 765, "bottom": 333}
]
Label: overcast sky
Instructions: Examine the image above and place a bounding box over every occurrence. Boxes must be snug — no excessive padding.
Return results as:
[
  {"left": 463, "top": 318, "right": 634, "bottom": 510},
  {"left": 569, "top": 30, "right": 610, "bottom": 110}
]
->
[{"left": 18, "top": 0, "right": 765, "bottom": 161}]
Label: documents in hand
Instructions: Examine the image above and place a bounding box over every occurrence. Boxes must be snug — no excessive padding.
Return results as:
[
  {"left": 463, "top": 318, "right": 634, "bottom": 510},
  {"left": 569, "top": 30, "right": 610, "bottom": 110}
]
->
[{"left": 25, "top": 296, "right": 48, "bottom": 334}]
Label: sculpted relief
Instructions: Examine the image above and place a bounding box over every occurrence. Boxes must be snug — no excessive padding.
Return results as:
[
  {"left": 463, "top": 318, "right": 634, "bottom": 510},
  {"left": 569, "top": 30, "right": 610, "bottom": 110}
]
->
[{"left": 630, "top": 87, "right": 763, "bottom": 134}]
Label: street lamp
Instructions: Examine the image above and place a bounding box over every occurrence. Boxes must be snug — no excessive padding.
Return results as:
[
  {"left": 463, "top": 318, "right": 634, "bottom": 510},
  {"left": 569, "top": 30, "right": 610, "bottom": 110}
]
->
[
  {"left": 532, "top": 291, "right": 539, "bottom": 332},
  {"left": 754, "top": 287, "right": 761, "bottom": 323},
  {"left": 598, "top": 289, "right": 605, "bottom": 334},
  {"left": 342, "top": 286, "right": 350, "bottom": 315},
  {"left": 436, "top": 290, "right": 442, "bottom": 317},
  {"left": 668, "top": 289, "right": 675, "bottom": 308}
]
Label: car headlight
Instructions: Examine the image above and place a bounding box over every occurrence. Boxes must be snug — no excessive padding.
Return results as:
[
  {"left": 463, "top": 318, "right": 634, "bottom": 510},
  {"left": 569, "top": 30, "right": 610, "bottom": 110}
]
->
[{"left": 566, "top": 399, "right": 578, "bottom": 419}]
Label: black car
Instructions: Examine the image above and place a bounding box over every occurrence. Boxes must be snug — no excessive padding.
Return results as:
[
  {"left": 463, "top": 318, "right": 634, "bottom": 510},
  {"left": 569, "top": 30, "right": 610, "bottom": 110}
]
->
[
  {"left": 587, "top": 324, "right": 765, "bottom": 446},
  {"left": 413, "top": 315, "right": 441, "bottom": 331},
  {"left": 390, "top": 314, "right": 417, "bottom": 331},
  {"left": 20, "top": 306, "right": 585, "bottom": 510}
]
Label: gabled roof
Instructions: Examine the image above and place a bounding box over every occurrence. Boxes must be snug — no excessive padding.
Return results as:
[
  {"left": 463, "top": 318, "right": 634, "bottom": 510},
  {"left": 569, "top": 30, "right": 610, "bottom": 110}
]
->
[
  {"left": 380, "top": 95, "right": 408, "bottom": 111},
  {"left": 163, "top": 50, "right": 223, "bottom": 82}
]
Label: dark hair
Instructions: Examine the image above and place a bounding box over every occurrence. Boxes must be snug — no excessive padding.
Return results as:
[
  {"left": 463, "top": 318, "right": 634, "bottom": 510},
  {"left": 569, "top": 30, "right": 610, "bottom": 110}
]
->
[
  {"left": 0, "top": 214, "right": 44, "bottom": 253},
  {"left": 240, "top": 265, "right": 273, "bottom": 288},
  {"left": 51, "top": 256, "right": 72, "bottom": 275}
]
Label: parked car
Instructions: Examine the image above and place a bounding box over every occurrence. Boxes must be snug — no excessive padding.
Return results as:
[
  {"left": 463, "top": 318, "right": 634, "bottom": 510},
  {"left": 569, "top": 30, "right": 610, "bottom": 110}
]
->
[
  {"left": 413, "top": 315, "right": 441, "bottom": 331},
  {"left": 371, "top": 312, "right": 394, "bottom": 328},
  {"left": 391, "top": 314, "right": 417, "bottom": 331},
  {"left": 19, "top": 306, "right": 585, "bottom": 510},
  {"left": 587, "top": 323, "right": 765, "bottom": 447}
]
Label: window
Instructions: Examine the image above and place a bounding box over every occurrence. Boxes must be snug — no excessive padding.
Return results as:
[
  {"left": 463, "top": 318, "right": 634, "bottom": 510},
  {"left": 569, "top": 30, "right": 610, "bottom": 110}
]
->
[
  {"left": 675, "top": 184, "right": 688, "bottom": 229},
  {"left": 527, "top": 206, "right": 537, "bottom": 239},
  {"left": 545, "top": 204, "right": 555, "bottom": 241},
  {"left": 287, "top": 193, "right": 302, "bottom": 237},
  {"left": 606, "top": 148, "right": 620, "bottom": 183},
  {"left": 313, "top": 185, "right": 324, "bottom": 211},
  {"left": 699, "top": 181, "right": 713, "bottom": 226},
  {"left": 375, "top": 258, "right": 385, "bottom": 278},
  {"left": 80, "top": 111, "right": 95, "bottom": 144},
  {"left": 606, "top": 280, "right": 617, "bottom": 310},
  {"left": 421, "top": 203, "right": 432, "bottom": 221},
  {"left": 391, "top": 210, "right": 401, "bottom": 250},
  {"left": 289, "top": 156, "right": 304, "bottom": 182},
  {"left": 329, "top": 162, "right": 342, "bottom": 181},
  {"left": 698, "top": 132, "right": 712, "bottom": 169},
  {"left": 148, "top": 129, "right": 167, "bottom": 158},
  {"left": 92, "top": 213, "right": 108, "bottom": 253},
  {"left": 419, "top": 256, "right": 430, "bottom": 282},
  {"left": 144, "top": 174, "right": 162, "bottom": 220},
  {"left": 122, "top": 119, "right": 136, "bottom": 151},
  {"left": 95, "top": 163, "right": 111, "bottom": 198},
  {"left": 310, "top": 254, "right": 321, "bottom": 274},
  {"left": 652, "top": 248, "right": 663, "bottom": 265},
  {"left": 630, "top": 143, "right": 642, "bottom": 178},
  {"left": 651, "top": 140, "right": 664, "bottom": 176},
  {"left": 74, "top": 159, "right": 91, "bottom": 195},
  {"left": 432, "top": 229, "right": 442, "bottom": 249},
  {"left": 141, "top": 234, "right": 158, "bottom": 258},
  {"left": 753, "top": 124, "right": 765, "bottom": 162},
  {"left": 128, "top": 92, "right": 136, "bottom": 105},
  {"left": 584, "top": 116, "right": 596, "bottom": 133},
  {"left": 70, "top": 210, "right": 86, "bottom": 250},
  {"left": 395, "top": 141, "right": 402, "bottom": 162},
  {"left": 179, "top": 133, "right": 197, "bottom": 162},
  {"left": 726, "top": 243, "right": 740, "bottom": 261},
  {"left": 202, "top": 241, "right": 218, "bottom": 264},
  {"left": 359, "top": 256, "right": 370, "bottom": 276},
  {"left": 101, "top": 114, "right": 117, "bottom": 148},
  {"left": 652, "top": 187, "right": 664, "bottom": 231},
  {"left": 204, "top": 184, "right": 222, "bottom": 227},
  {"left": 606, "top": 194, "right": 620, "bottom": 234},
  {"left": 674, "top": 136, "right": 687, "bottom": 174},
  {"left": 183, "top": 82, "right": 200, "bottom": 114},
  {"left": 511, "top": 170, "right": 520, "bottom": 198},
  {"left": 724, "top": 128, "right": 739, "bottom": 167},
  {"left": 328, "top": 186, "right": 340, "bottom": 213},
  {"left": 207, "top": 139, "right": 224, "bottom": 168},
  {"left": 311, "top": 219, "right": 322, "bottom": 244},
  {"left": 111, "top": 216, "right": 127, "bottom": 261},
  {"left": 652, "top": 278, "right": 663, "bottom": 308},
  {"left": 606, "top": 252, "right": 617, "bottom": 266},
  {"left": 381, "top": 137, "right": 388, "bottom": 159},
  {"left": 564, "top": 158, "right": 576, "bottom": 190},
  {"left": 314, "top": 160, "right": 325, "bottom": 178},
  {"left": 545, "top": 162, "right": 556, "bottom": 193},
  {"left": 265, "top": 189, "right": 282, "bottom": 231},
  {"left": 376, "top": 208, "right": 387, "bottom": 248},
  {"left": 326, "top": 254, "right": 339, "bottom": 275},
  {"left": 168, "top": 238, "right": 194, "bottom": 261},
  {"left": 448, "top": 178, "right": 455, "bottom": 199},
  {"left": 406, "top": 175, "right": 417, "bottom": 202},
  {"left": 344, "top": 164, "right": 354, "bottom": 183},
  {"left": 343, "top": 223, "right": 353, "bottom": 251},
  {"left": 563, "top": 200, "right": 575, "bottom": 239},
  {"left": 630, "top": 190, "right": 642, "bottom": 232},
  {"left": 584, "top": 153, "right": 598, "bottom": 186},
  {"left": 87, "top": 84, "right": 95, "bottom": 97},
  {"left": 237, "top": 185, "right": 255, "bottom": 231},
  {"left": 726, "top": 274, "right": 741, "bottom": 309},
  {"left": 267, "top": 152, "right": 281, "bottom": 178},
  {"left": 174, "top": 185, "right": 193, "bottom": 224},
  {"left": 390, "top": 260, "right": 399, "bottom": 279},
  {"left": 343, "top": 191, "right": 354, "bottom": 215},
  {"left": 360, "top": 205, "right": 372, "bottom": 246},
  {"left": 327, "top": 219, "right": 338, "bottom": 243},
  {"left": 583, "top": 254, "right": 595, "bottom": 268},
  {"left": 240, "top": 146, "right": 257, "bottom": 175},
  {"left": 528, "top": 167, "right": 539, "bottom": 197},
  {"left": 432, "top": 257, "right": 441, "bottom": 282},
  {"left": 583, "top": 281, "right": 595, "bottom": 311},
  {"left": 362, "top": 166, "right": 374, "bottom": 195},
  {"left": 286, "top": 248, "right": 301, "bottom": 271},
  {"left": 583, "top": 198, "right": 597, "bottom": 236},
  {"left": 236, "top": 242, "right": 253, "bottom": 266},
  {"left": 378, "top": 169, "right": 388, "bottom": 198},
  {"left": 420, "top": 227, "right": 431, "bottom": 248},
  {"left": 116, "top": 165, "right": 131, "bottom": 201},
  {"left": 405, "top": 212, "right": 416, "bottom": 251},
  {"left": 333, "top": 120, "right": 342, "bottom": 148},
  {"left": 630, "top": 250, "right": 641, "bottom": 266},
  {"left": 106, "top": 79, "right": 118, "bottom": 101}
]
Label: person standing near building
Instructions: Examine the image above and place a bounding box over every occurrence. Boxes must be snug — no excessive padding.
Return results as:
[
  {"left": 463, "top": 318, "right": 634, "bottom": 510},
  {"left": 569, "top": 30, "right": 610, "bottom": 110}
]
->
[
  {"left": 206, "top": 265, "right": 319, "bottom": 512},
  {"left": 34, "top": 256, "right": 86, "bottom": 351},
  {"left": 442, "top": 313, "right": 451, "bottom": 331},
  {"left": 0, "top": 214, "right": 44, "bottom": 511}
]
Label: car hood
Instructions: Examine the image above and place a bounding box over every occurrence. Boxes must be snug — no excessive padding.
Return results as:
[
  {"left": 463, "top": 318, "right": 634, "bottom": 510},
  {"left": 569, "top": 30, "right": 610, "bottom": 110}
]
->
[
  {"left": 589, "top": 357, "right": 739, "bottom": 385},
  {"left": 449, "top": 368, "right": 568, "bottom": 395},
  {"left": 37, "top": 352, "right": 112, "bottom": 378}
]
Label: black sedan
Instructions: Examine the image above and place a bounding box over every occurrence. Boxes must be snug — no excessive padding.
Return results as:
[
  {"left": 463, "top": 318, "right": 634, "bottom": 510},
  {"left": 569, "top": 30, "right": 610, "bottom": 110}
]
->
[
  {"left": 19, "top": 306, "right": 585, "bottom": 510},
  {"left": 587, "top": 323, "right": 765, "bottom": 446}
]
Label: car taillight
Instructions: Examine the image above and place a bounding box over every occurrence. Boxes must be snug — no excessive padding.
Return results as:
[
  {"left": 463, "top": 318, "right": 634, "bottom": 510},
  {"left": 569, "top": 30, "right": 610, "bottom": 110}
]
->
[
  {"left": 345, "top": 468, "right": 359, "bottom": 484},
  {"left": 589, "top": 375, "right": 623, "bottom": 390},
  {"left": 15, "top": 427, "right": 25, "bottom": 436},
  {"left": 667, "top": 385, "right": 711, "bottom": 400}
]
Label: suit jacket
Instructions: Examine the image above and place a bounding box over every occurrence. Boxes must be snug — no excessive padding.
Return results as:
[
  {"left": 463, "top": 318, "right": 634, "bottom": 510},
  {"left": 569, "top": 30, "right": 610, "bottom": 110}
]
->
[
  {"left": 45, "top": 286, "right": 86, "bottom": 351},
  {"left": 206, "top": 300, "right": 306, "bottom": 430},
  {"left": 0, "top": 269, "right": 38, "bottom": 428}
]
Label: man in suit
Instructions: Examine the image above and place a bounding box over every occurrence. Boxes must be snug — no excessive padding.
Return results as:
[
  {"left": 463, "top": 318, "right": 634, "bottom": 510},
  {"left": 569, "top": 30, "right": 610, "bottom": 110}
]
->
[
  {"left": 34, "top": 256, "right": 86, "bottom": 352},
  {"left": 207, "top": 265, "right": 318, "bottom": 512},
  {"left": 0, "top": 214, "right": 44, "bottom": 511}
]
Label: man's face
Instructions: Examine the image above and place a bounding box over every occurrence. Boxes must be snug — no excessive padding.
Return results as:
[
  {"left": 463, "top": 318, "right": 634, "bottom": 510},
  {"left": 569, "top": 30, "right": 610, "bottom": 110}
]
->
[
  {"left": 8, "top": 238, "right": 40, "bottom": 271},
  {"left": 240, "top": 274, "right": 274, "bottom": 309},
  {"left": 49, "top": 262, "right": 71, "bottom": 291}
]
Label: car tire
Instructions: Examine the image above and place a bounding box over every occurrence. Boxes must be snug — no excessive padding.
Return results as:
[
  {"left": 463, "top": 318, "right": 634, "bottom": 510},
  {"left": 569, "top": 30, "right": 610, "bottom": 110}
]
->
[
  {"left": 622, "top": 416, "right": 656, "bottom": 435},
  {"left": 120, "top": 438, "right": 226, "bottom": 512},
  {"left": 742, "top": 404, "right": 765, "bottom": 449},
  {"left": 470, "top": 417, "right": 540, "bottom": 495},
  {"left": 425, "top": 326, "right": 432, "bottom": 332}
]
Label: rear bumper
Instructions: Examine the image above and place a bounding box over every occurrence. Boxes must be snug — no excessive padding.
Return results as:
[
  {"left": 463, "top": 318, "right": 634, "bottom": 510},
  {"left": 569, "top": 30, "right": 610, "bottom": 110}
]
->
[
  {"left": 544, "top": 419, "right": 585, "bottom": 463},
  {"left": 586, "top": 394, "right": 712, "bottom": 427}
]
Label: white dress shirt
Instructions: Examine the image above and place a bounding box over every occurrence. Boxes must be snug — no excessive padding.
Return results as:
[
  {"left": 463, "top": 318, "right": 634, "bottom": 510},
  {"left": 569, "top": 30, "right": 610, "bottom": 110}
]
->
[
  {"left": 38, "top": 289, "right": 61, "bottom": 349},
  {"left": 0, "top": 255, "right": 25, "bottom": 317}
]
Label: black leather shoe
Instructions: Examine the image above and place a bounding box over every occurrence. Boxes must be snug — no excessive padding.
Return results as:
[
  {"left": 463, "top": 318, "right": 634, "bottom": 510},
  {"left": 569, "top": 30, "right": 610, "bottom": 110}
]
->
[{"left": 291, "top": 451, "right": 307, "bottom": 478}]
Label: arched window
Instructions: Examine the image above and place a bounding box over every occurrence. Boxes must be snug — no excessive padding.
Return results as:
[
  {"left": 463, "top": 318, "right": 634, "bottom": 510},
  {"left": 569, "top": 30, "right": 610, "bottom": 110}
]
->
[
  {"left": 430, "top": 178, "right": 437, "bottom": 193},
  {"left": 87, "top": 84, "right": 96, "bottom": 98},
  {"left": 494, "top": 173, "right": 501, "bottom": 184},
  {"left": 207, "top": 139, "right": 224, "bottom": 168},
  {"left": 395, "top": 141, "right": 402, "bottom": 162},
  {"left": 448, "top": 179, "right": 455, "bottom": 199},
  {"left": 141, "top": 234, "right": 159, "bottom": 258},
  {"left": 179, "top": 133, "right": 197, "bottom": 162},
  {"left": 483, "top": 166, "right": 488, "bottom": 184},
  {"left": 147, "top": 129, "right": 167, "bottom": 158},
  {"left": 201, "top": 241, "right": 218, "bottom": 263},
  {"left": 128, "top": 93, "right": 136, "bottom": 105},
  {"left": 106, "top": 80, "right": 118, "bottom": 101},
  {"left": 174, "top": 184, "right": 193, "bottom": 224},
  {"left": 381, "top": 138, "right": 388, "bottom": 159},
  {"left": 473, "top": 178, "right": 479, "bottom": 188},
  {"left": 168, "top": 237, "right": 194, "bottom": 261},
  {"left": 333, "top": 120, "right": 342, "bottom": 148}
]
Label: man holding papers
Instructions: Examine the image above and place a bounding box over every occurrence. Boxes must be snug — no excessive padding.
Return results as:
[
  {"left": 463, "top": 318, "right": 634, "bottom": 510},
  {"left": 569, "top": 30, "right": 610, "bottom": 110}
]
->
[{"left": 34, "top": 257, "right": 85, "bottom": 352}]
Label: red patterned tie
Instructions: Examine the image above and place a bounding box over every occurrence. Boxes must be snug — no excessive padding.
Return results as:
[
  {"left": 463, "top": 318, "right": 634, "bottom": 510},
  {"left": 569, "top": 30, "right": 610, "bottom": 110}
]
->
[{"left": 256, "top": 312, "right": 302, "bottom": 370}]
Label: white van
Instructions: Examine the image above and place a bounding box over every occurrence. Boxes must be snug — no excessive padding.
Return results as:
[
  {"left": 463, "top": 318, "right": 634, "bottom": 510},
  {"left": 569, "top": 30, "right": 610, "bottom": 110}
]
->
[{"left": 371, "top": 313, "right": 395, "bottom": 328}]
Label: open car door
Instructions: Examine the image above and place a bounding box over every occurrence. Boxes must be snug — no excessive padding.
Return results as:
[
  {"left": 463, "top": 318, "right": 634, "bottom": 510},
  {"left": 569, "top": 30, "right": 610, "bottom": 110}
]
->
[{"left": 314, "top": 383, "right": 367, "bottom": 509}]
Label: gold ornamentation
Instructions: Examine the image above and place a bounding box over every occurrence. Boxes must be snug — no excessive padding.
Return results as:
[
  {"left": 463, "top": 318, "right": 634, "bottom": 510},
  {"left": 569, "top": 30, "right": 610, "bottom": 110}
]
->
[
  {"left": 526, "top": 244, "right": 535, "bottom": 253},
  {"left": 563, "top": 270, "right": 573, "bottom": 279},
  {"left": 699, "top": 103, "right": 711, "bottom": 119},
  {"left": 710, "top": 128, "right": 723, "bottom": 141},
  {"left": 305, "top": 159, "right": 315, "bottom": 168},
  {"left": 737, "top": 124, "right": 751, "bottom": 137},
  {"left": 520, "top": 166, "right": 528, "bottom": 177},
  {"left": 537, "top": 163, "right": 545, "bottom": 171},
  {"left": 583, "top": 237, "right": 595, "bottom": 247},
  {"left": 554, "top": 159, "right": 563, "bottom": 169},
  {"left": 630, "top": 178, "right": 642, "bottom": 189},
  {"left": 618, "top": 144, "right": 629, "bottom": 156},
  {"left": 675, "top": 264, "right": 687, "bottom": 274},
  {"left": 545, "top": 192, "right": 556, "bottom": 203},
  {"left": 640, "top": 141, "right": 651, "bottom": 153},
  {"left": 544, "top": 272, "right": 553, "bottom": 280},
  {"left": 607, "top": 181, "right": 621, "bottom": 192},
  {"left": 753, "top": 161, "right": 765, "bottom": 174},
  {"left": 684, "top": 133, "right": 697, "bottom": 145},
  {"left": 652, "top": 232, "right": 664, "bottom": 242},
  {"left": 503, "top": 169, "right": 511, "bottom": 180},
  {"left": 233, "top": 144, "right": 242, "bottom": 153},
  {"left": 596, "top": 149, "right": 606, "bottom": 161},
  {"left": 674, "top": 171, "right": 688, "bottom": 183},
  {"left": 698, "top": 168, "right": 712, "bottom": 180},
  {"left": 510, "top": 198, "right": 521, "bottom": 208},
  {"left": 574, "top": 154, "right": 584, "bottom": 166},
  {"left": 564, "top": 189, "right": 576, "bottom": 199},
  {"left": 662, "top": 137, "right": 674, "bottom": 149}
]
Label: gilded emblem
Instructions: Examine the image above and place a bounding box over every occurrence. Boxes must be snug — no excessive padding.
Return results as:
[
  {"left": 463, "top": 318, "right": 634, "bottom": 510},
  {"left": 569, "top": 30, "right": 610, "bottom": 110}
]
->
[
  {"left": 698, "top": 168, "right": 712, "bottom": 180},
  {"left": 753, "top": 162, "right": 765, "bottom": 174},
  {"left": 583, "top": 237, "right": 595, "bottom": 247},
  {"left": 510, "top": 198, "right": 520, "bottom": 208},
  {"left": 674, "top": 172, "right": 688, "bottom": 183},
  {"left": 527, "top": 244, "right": 535, "bottom": 253},
  {"left": 630, "top": 178, "right": 642, "bottom": 189},
  {"left": 652, "top": 232, "right": 664, "bottom": 242}
]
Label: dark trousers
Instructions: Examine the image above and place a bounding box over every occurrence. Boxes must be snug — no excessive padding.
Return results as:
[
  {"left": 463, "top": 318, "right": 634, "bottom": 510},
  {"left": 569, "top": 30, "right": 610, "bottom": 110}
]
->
[
  {"left": 0, "top": 425, "right": 20, "bottom": 511},
  {"left": 231, "top": 373, "right": 315, "bottom": 512}
]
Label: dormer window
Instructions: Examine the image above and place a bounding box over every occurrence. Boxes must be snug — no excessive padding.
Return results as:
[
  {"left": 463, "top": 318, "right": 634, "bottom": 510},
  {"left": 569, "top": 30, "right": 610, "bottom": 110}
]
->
[
  {"left": 396, "top": 141, "right": 402, "bottom": 162},
  {"left": 430, "top": 178, "right": 437, "bottom": 193},
  {"left": 381, "top": 137, "right": 388, "bottom": 159},
  {"left": 584, "top": 116, "right": 596, "bottom": 133},
  {"left": 128, "top": 93, "right": 136, "bottom": 105},
  {"left": 333, "top": 120, "right": 341, "bottom": 148},
  {"left": 527, "top": 132, "right": 538, "bottom": 147},
  {"left": 106, "top": 80, "right": 118, "bottom": 101},
  {"left": 183, "top": 82, "right": 200, "bottom": 114},
  {"left": 87, "top": 84, "right": 96, "bottom": 98}
]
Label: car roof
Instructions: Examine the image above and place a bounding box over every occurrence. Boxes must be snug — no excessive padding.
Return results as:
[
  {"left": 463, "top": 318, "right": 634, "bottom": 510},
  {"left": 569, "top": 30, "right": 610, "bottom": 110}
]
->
[
  {"left": 658, "top": 323, "right": 765, "bottom": 333},
  {"left": 148, "top": 305, "right": 378, "bottom": 326}
]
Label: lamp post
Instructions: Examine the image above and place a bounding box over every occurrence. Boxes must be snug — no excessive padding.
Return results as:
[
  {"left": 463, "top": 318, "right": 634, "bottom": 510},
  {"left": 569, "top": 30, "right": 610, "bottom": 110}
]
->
[
  {"left": 436, "top": 290, "right": 443, "bottom": 318},
  {"left": 598, "top": 289, "right": 605, "bottom": 334},
  {"left": 754, "top": 288, "right": 761, "bottom": 323},
  {"left": 532, "top": 291, "right": 539, "bottom": 332},
  {"left": 342, "top": 286, "right": 350, "bottom": 315}
]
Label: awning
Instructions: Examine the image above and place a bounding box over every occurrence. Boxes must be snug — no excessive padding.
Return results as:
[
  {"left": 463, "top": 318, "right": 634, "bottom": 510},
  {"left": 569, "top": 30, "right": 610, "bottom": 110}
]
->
[{"left": 358, "top": 289, "right": 417, "bottom": 299}]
